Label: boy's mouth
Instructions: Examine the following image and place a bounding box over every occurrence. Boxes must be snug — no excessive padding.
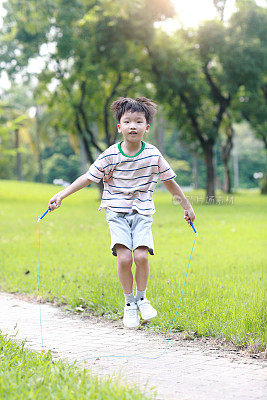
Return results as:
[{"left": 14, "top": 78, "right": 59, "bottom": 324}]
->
[{"left": 129, "top": 132, "right": 137, "bottom": 135}]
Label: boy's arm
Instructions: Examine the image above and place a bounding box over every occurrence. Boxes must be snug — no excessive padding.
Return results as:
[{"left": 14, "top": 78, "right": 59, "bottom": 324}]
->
[
  {"left": 48, "top": 173, "right": 92, "bottom": 211},
  {"left": 162, "top": 179, "right": 195, "bottom": 224}
]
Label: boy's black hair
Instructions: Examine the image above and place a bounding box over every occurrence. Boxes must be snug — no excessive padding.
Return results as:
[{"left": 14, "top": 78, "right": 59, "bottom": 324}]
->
[{"left": 110, "top": 97, "right": 158, "bottom": 124}]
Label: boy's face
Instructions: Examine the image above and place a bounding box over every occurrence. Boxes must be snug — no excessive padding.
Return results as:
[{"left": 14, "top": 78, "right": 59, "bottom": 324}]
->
[{"left": 117, "top": 111, "right": 150, "bottom": 143}]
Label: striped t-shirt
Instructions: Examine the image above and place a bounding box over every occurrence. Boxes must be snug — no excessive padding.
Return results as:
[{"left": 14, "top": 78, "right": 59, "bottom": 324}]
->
[{"left": 86, "top": 140, "right": 177, "bottom": 215}]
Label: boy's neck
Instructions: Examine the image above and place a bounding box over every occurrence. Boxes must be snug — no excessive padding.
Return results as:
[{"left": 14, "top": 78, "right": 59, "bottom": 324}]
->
[{"left": 121, "top": 139, "right": 143, "bottom": 155}]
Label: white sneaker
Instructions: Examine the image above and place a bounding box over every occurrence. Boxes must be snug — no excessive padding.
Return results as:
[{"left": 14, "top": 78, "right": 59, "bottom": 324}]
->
[
  {"left": 123, "top": 302, "right": 140, "bottom": 328},
  {"left": 137, "top": 298, "right": 157, "bottom": 321}
]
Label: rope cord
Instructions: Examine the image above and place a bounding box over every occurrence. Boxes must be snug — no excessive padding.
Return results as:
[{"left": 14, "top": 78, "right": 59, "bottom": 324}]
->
[
  {"left": 38, "top": 220, "right": 44, "bottom": 353},
  {"left": 37, "top": 219, "right": 197, "bottom": 361}
]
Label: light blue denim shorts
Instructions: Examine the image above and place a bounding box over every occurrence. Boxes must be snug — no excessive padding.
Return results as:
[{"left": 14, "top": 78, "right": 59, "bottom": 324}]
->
[{"left": 105, "top": 208, "right": 154, "bottom": 257}]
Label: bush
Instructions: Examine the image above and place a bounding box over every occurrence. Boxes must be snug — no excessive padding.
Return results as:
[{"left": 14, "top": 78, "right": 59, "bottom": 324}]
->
[{"left": 43, "top": 153, "right": 80, "bottom": 184}]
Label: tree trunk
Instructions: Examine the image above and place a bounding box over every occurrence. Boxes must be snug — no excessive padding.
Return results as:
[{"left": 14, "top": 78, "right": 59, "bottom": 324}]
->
[
  {"left": 154, "top": 114, "right": 165, "bottom": 154},
  {"left": 98, "top": 179, "right": 104, "bottom": 197},
  {"left": 233, "top": 135, "right": 239, "bottom": 190},
  {"left": 92, "top": 122, "right": 104, "bottom": 199},
  {"left": 220, "top": 123, "right": 234, "bottom": 193},
  {"left": 15, "top": 128, "right": 22, "bottom": 181},
  {"left": 214, "top": 142, "right": 218, "bottom": 190},
  {"left": 204, "top": 141, "right": 216, "bottom": 202},
  {"left": 79, "top": 135, "right": 88, "bottom": 175},
  {"left": 192, "top": 153, "right": 198, "bottom": 190},
  {"left": 104, "top": 73, "right": 122, "bottom": 146},
  {"left": 38, "top": 152, "right": 43, "bottom": 183},
  {"left": 223, "top": 161, "right": 231, "bottom": 193}
]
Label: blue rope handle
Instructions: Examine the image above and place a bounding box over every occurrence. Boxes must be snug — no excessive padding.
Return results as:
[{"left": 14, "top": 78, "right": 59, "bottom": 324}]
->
[
  {"left": 190, "top": 221, "right": 197, "bottom": 235},
  {"left": 37, "top": 206, "right": 51, "bottom": 222},
  {"left": 185, "top": 211, "right": 198, "bottom": 237}
]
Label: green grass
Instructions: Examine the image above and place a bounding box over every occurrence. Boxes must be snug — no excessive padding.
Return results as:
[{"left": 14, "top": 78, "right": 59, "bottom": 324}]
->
[
  {"left": 0, "top": 179, "right": 266, "bottom": 353},
  {"left": 0, "top": 332, "right": 154, "bottom": 399}
]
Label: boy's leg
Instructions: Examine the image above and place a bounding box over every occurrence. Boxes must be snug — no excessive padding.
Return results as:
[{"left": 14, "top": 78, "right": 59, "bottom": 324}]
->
[
  {"left": 131, "top": 212, "right": 154, "bottom": 294},
  {"left": 116, "top": 243, "right": 139, "bottom": 328},
  {"left": 116, "top": 244, "right": 134, "bottom": 295},
  {"left": 133, "top": 246, "right": 149, "bottom": 292},
  {"left": 133, "top": 245, "right": 157, "bottom": 321}
]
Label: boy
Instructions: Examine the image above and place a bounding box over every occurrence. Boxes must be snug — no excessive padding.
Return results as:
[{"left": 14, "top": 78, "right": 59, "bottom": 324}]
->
[{"left": 48, "top": 97, "right": 195, "bottom": 328}]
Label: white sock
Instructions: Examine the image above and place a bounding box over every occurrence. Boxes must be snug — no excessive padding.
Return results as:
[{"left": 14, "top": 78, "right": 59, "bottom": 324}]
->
[
  {"left": 135, "top": 289, "right": 146, "bottom": 301},
  {"left": 124, "top": 291, "right": 135, "bottom": 305}
]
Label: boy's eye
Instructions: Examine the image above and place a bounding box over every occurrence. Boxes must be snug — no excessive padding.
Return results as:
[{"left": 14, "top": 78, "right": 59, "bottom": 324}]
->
[{"left": 123, "top": 120, "right": 143, "bottom": 123}]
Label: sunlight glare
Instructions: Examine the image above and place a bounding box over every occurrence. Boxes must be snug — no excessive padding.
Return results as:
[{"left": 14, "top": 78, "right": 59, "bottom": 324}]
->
[{"left": 156, "top": 0, "right": 266, "bottom": 33}]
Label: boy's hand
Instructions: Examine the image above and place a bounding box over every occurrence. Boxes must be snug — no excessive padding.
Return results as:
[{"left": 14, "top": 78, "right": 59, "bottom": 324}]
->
[
  {"left": 184, "top": 208, "right": 195, "bottom": 225},
  {"left": 48, "top": 193, "right": 63, "bottom": 211}
]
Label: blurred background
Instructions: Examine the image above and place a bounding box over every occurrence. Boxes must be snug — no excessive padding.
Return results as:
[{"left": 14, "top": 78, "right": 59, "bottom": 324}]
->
[{"left": 0, "top": 0, "right": 266, "bottom": 200}]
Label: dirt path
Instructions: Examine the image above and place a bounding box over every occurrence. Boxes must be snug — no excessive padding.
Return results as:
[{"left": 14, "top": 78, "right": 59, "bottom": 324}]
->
[{"left": 0, "top": 292, "right": 265, "bottom": 400}]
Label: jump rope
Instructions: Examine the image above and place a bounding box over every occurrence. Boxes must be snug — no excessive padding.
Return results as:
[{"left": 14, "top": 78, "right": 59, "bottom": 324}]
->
[{"left": 37, "top": 206, "right": 198, "bottom": 362}]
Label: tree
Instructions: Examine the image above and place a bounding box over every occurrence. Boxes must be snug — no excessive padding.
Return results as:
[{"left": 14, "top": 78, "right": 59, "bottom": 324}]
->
[
  {"left": 0, "top": 101, "right": 28, "bottom": 179},
  {"left": 145, "top": 2, "right": 266, "bottom": 199},
  {"left": 1, "top": 0, "right": 174, "bottom": 195},
  {"left": 228, "top": 1, "right": 267, "bottom": 148},
  {"left": 213, "top": 0, "right": 227, "bottom": 21},
  {"left": 0, "top": 85, "right": 33, "bottom": 180},
  {"left": 146, "top": 27, "right": 226, "bottom": 200}
]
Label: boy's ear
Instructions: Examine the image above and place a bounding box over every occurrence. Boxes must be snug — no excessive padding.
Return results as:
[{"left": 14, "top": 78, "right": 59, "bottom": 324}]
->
[
  {"left": 145, "top": 124, "right": 150, "bottom": 133},
  {"left": 117, "top": 123, "right": 121, "bottom": 132}
]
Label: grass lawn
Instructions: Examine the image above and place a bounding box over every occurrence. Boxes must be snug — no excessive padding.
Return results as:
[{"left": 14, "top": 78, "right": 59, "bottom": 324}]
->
[
  {"left": 0, "top": 179, "right": 266, "bottom": 353},
  {"left": 0, "top": 332, "right": 154, "bottom": 399}
]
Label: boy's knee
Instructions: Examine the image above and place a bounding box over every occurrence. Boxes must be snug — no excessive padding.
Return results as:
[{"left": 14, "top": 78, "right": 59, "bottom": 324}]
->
[
  {"left": 116, "top": 244, "right": 133, "bottom": 266},
  {"left": 133, "top": 246, "right": 148, "bottom": 265}
]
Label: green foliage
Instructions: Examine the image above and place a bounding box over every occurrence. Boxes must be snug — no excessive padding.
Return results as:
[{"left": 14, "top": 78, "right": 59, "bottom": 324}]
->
[
  {"left": 44, "top": 153, "right": 80, "bottom": 183},
  {"left": 41, "top": 129, "right": 81, "bottom": 183},
  {"left": 232, "top": 122, "right": 266, "bottom": 189},
  {"left": 0, "top": 94, "right": 32, "bottom": 180},
  {"left": 0, "top": 101, "right": 30, "bottom": 155},
  {"left": 233, "top": 85, "right": 267, "bottom": 148},
  {"left": 0, "top": 0, "right": 174, "bottom": 151},
  {"left": 165, "top": 157, "right": 190, "bottom": 172},
  {"left": 163, "top": 128, "right": 206, "bottom": 188}
]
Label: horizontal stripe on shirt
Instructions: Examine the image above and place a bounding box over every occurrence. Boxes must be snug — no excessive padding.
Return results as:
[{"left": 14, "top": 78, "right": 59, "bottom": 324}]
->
[
  {"left": 103, "top": 189, "right": 154, "bottom": 196},
  {"left": 107, "top": 204, "right": 155, "bottom": 211},
  {"left": 88, "top": 172, "right": 101, "bottom": 181},
  {"left": 91, "top": 167, "right": 170, "bottom": 181},
  {"left": 95, "top": 165, "right": 104, "bottom": 173},
  {"left": 115, "top": 164, "right": 158, "bottom": 172},
  {"left": 102, "top": 197, "right": 152, "bottom": 202},
  {"left": 111, "top": 173, "right": 158, "bottom": 181},
  {"left": 98, "top": 146, "right": 154, "bottom": 160},
  {"left": 102, "top": 154, "right": 161, "bottom": 170},
  {"left": 103, "top": 189, "right": 153, "bottom": 197},
  {"left": 161, "top": 175, "right": 176, "bottom": 181},
  {"left": 107, "top": 180, "right": 158, "bottom": 189},
  {"left": 110, "top": 168, "right": 170, "bottom": 181}
]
